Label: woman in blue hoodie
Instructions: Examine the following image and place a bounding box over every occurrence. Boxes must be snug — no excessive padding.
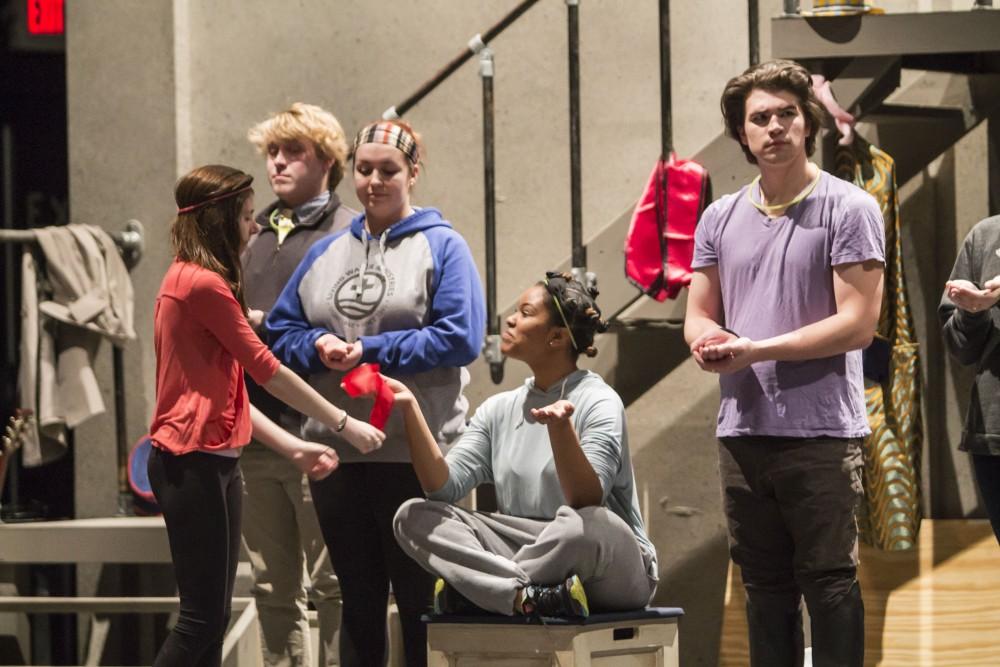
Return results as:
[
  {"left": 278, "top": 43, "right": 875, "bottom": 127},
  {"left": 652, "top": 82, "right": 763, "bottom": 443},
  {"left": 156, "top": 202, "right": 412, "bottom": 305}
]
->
[{"left": 267, "top": 120, "right": 485, "bottom": 667}]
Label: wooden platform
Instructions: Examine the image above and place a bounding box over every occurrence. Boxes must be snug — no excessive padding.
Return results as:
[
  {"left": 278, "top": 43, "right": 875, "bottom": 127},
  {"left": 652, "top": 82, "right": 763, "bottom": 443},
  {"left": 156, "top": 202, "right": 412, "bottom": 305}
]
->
[
  {"left": 0, "top": 516, "right": 170, "bottom": 564},
  {"left": 426, "top": 610, "right": 682, "bottom": 667},
  {"left": 720, "top": 520, "right": 1000, "bottom": 666}
]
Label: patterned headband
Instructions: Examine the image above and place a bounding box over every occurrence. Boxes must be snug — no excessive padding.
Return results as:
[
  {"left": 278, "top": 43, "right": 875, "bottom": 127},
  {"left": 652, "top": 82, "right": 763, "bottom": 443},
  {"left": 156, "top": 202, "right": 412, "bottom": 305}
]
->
[
  {"left": 177, "top": 184, "right": 253, "bottom": 215},
  {"left": 353, "top": 122, "right": 420, "bottom": 165}
]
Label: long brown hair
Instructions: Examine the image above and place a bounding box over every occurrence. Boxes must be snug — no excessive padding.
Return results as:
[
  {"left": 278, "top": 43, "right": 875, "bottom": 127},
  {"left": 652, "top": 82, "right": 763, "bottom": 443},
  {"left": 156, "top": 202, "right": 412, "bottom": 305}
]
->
[
  {"left": 720, "top": 59, "right": 827, "bottom": 164},
  {"left": 171, "top": 165, "right": 254, "bottom": 312}
]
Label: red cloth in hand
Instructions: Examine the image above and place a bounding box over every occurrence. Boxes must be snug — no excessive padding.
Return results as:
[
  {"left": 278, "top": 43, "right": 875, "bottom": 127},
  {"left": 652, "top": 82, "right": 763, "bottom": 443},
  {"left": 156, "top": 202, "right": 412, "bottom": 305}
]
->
[{"left": 340, "top": 363, "right": 394, "bottom": 430}]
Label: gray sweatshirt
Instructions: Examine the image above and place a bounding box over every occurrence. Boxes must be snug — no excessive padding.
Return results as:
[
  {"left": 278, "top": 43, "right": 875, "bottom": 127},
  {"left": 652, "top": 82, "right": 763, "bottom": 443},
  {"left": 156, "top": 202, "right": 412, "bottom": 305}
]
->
[
  {"left": 939, "top": 215, "right": 1000, "bottom": 456},
  {"left": 429, "top": 369, "right": 657, "bottom": 576}
]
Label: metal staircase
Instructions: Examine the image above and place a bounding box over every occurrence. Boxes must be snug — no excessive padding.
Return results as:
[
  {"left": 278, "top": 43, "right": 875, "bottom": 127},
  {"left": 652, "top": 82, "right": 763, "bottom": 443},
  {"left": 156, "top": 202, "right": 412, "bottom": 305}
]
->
[{"left": 467, "top": 6, "right": 1000, "bottom": 403}]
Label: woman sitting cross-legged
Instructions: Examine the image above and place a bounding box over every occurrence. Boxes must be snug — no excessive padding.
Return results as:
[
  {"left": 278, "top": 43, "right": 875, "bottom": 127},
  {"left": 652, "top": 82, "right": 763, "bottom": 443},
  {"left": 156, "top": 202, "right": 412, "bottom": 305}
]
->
[{"left": 389, "top": 271, "right": 658, "bottom": 617}]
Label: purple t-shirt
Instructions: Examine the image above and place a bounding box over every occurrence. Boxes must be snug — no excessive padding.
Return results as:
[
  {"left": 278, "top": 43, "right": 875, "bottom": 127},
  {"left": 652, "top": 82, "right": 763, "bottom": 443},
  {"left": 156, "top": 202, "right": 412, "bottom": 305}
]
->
[{"left": 692, "top": 171, "right": 885, "bottom": 438}]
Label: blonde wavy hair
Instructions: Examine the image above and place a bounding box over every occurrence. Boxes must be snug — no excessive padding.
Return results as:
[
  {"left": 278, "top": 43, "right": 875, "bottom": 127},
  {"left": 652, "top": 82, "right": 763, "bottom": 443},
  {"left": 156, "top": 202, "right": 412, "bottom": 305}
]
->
[{"left": 247, "top": 102, "right": 349, "bottom": 189}]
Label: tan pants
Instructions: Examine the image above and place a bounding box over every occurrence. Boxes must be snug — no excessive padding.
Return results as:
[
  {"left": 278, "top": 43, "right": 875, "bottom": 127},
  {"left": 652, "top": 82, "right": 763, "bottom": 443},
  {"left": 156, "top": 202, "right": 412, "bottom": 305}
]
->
[{"left": 241, "top": 441, "right": 342, "bottom": 667}]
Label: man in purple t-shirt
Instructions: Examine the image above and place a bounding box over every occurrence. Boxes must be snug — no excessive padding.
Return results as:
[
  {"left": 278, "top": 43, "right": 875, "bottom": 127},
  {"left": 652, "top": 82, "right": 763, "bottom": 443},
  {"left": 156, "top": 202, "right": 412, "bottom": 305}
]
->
[{"left": 684, "top": 60, "right": 885, "bottom": 667}]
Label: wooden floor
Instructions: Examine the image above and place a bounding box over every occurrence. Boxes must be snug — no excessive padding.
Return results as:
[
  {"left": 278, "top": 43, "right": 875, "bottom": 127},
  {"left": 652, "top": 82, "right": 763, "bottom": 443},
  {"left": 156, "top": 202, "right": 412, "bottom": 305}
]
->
[{"left": 719, "top": 520, "right": 1000, "bottom": 666}]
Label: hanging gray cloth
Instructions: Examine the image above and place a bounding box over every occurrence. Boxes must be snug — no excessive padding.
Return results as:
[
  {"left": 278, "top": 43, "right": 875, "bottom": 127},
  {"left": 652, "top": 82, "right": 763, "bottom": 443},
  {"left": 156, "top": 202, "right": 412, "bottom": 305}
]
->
[{"left": 16, "top": 225, "right": 136, "bottom": 467}]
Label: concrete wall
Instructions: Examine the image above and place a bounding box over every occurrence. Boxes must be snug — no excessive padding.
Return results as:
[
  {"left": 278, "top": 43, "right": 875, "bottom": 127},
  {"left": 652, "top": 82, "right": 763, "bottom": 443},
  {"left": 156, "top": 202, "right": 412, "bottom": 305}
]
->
[
  {"left": 66, "top": 3, "right": 181, "bottom": 662},
  {"left": 64, "top": 0, "right": 994, "bottom": 664},
  {"left": 66, "top": 0, "right": 764, "bottom": 514}
]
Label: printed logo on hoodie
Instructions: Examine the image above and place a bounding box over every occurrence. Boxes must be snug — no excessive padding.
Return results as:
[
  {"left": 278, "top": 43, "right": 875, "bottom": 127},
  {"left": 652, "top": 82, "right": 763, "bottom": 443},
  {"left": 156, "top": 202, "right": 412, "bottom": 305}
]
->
[{"left": 329, "top": 265, "right": 397, "bottom": 327}]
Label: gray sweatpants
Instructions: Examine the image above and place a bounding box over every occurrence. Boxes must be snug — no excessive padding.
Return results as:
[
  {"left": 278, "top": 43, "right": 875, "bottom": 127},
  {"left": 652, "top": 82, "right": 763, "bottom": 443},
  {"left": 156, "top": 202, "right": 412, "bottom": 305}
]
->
[{"left": 393, "top": 499, "right": 657, "bottom": 615}]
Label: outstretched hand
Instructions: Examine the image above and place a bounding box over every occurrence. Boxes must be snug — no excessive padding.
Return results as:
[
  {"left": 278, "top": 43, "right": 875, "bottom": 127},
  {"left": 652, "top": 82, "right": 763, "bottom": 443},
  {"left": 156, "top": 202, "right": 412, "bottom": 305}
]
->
[
  {"left": 947, "top": 279, "right": 1000, "bottom": 314},
  {"left": 531, "top": 399, "right": 575, "bottom": 425},
  {"left": 290, "top": 442, "right": 339, "bottom": 480},
  {"left": 341, "top": 417, "right": 385, "bottom": 455},
  {"left": 345, "top": 370, "right": 417, "bottom": 409},
  {"left": 378, "top": 375, "right": 416, "bottom": 406}
]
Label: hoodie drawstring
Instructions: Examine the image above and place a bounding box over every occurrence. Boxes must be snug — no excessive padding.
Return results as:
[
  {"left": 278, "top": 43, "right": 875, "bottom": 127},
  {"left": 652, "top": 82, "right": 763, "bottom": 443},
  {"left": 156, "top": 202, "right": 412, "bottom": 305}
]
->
[
  {"left": 356, "top": 223, "right": 391, "bottom": 295},
  {"left": 355, "top": 223, "right": 390, "bottom": 297},
  {"left": 351, "top": 223, "right": 392, "bottom": 342}
]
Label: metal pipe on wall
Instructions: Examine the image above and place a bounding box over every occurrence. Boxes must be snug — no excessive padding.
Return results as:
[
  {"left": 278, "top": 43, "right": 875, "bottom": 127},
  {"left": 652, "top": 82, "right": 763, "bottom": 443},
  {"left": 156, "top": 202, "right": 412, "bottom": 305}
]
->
[
  {"left": 659, "top": 0, "right": 673, "bottom": 158},
  {"left": 567, "top": 0, "right": 585, "bottom": 272},
  {"left": 479, "top": 48, "right": 504, "bottom": 384}
]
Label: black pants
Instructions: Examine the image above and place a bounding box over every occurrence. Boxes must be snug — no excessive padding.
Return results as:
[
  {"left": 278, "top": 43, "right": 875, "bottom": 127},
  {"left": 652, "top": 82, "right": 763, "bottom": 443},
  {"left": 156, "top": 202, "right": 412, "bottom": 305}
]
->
[
  {"left": 310, "top": 462, "right": 433, "bottom": 667},
  {"left": 720, "top": 436, "right": 865, "bottom": 667},
  {"left": 148, "top": 448, "right": 242, "bottom": 667},
  {"left": 972, "top": 453, "right": 1000, "bottom": 544}
]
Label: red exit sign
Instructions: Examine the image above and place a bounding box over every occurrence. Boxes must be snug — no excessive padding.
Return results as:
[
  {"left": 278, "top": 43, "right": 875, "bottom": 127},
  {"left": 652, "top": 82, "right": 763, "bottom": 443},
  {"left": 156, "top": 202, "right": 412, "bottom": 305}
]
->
[{"left": 27, "top": 0, "right": 64, "bottom": 35}]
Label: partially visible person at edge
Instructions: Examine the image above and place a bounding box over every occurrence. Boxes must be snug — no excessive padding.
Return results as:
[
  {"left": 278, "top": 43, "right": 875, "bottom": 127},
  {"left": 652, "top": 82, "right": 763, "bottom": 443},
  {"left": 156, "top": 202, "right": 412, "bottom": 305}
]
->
[
  {"left": 267, "top": 120, "right": 485, "bottom": 667},
  {"left": 241, "top": 103, "right": 354, "bottom": 667},
  {"left": 390, "top": 272, "right": 658, "bottom": 619},
  {"left": 940, "top": 213, "right": 1000, "bottom": 546},
  {"left": 684, "top": 59, "right": 885, "bottom": 667},
  {"left": 147, "top": 164, "right": 385, "bottom": 667}
]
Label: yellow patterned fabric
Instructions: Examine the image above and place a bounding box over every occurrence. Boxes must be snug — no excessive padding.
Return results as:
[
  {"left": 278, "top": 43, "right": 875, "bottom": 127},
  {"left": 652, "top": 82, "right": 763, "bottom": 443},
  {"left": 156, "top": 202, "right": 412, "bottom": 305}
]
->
[{"left": 835, "top": 136, "right": 922, "bottom": 551}]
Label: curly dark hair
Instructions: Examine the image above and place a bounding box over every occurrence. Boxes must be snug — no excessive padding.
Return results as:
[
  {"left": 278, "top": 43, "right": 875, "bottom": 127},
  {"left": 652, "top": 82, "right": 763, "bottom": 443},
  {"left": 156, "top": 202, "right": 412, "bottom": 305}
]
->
[
  {"left": 720, "top": 59, "right": 828, "bottom": 164},
  {"left": 539, "top": 271, "right": 609, "bottom": 359}
]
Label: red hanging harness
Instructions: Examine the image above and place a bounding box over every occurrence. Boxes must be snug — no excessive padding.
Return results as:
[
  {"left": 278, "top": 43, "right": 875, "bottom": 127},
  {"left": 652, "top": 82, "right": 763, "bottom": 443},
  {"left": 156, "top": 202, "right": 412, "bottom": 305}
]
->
[{"left": 625, "top": 155, "right": 711, "bottom": 301}]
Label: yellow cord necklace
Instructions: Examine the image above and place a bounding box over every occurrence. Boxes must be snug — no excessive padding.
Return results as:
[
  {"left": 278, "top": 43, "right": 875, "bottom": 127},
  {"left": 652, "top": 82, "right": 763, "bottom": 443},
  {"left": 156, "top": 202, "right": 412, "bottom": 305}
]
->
[{"left": 747, "top": 167, "right": 822, "bottom": 215}]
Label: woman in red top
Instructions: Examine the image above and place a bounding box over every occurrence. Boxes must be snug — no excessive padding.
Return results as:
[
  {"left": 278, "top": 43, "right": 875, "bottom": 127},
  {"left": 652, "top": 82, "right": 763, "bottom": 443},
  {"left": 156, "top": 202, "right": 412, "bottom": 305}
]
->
[{"left": 148, "top": 164, "right": 385, "bottom": 667}]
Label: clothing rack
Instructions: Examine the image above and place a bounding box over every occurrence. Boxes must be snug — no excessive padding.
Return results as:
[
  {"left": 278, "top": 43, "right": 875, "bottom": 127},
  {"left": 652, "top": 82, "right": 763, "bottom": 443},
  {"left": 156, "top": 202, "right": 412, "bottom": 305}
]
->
[{"left": 0, "top": 221, "right": 144, "bottom": 518}]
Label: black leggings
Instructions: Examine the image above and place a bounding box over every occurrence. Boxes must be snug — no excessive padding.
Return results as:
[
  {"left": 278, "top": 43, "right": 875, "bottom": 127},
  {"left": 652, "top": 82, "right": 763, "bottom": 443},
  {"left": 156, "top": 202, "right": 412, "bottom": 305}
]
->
[
  {"left": 310, "top": 462, "right": 433, "bottom": 667},
  {"left": 148, "top": 448, "right": 243, "bottom": 667},
  {"left": 972, "top": 453, "right": 1000, "bottom": 545}
]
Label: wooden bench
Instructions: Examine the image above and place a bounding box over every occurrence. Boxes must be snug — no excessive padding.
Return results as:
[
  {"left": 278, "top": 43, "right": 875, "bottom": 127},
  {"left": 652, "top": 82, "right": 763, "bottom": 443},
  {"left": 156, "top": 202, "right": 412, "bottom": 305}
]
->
[{"left": 424, "top": 606, "right": 683, "bottom": 666}]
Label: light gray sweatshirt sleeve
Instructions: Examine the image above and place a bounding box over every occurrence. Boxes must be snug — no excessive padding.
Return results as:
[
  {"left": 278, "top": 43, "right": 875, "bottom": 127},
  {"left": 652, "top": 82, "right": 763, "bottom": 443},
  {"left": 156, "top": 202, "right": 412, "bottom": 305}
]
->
[
  {"left": 575, "top": 387, "right": 625, "bottom": 503},
  {"left": 428, "top": 398, "right": 496, "bottom": 503}
]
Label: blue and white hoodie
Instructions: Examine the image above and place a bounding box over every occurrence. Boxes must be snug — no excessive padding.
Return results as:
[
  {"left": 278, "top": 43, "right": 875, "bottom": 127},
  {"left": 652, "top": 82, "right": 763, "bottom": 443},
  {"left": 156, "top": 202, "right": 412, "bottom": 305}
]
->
[{"left": 267, "top": 207, "right": 486, "bottom": 463}]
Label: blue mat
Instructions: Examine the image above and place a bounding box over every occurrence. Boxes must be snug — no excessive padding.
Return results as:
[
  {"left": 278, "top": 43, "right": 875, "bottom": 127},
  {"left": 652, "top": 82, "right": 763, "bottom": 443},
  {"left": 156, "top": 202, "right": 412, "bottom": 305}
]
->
[
  {"left": 128, "top": 435, "right": 161, "bottom": 515},
  {"left": 424, "top": 606, "right": 683, "bottom": 626}
]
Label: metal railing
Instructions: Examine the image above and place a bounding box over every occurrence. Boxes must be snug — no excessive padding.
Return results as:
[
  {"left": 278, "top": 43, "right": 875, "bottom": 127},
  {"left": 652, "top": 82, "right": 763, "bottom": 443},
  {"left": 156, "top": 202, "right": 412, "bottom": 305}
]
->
[
  {"left": 382, "top": 0, "right": 545, "bottom": 383},
  {"left": 378, "top": 0, "right": 760, "bottom": 381},
  {"left": 381, "top": 0, "right": 670, "bottom": 382},
  {"left": 381, "top": 0, "right": 541, "bottom": 121}
]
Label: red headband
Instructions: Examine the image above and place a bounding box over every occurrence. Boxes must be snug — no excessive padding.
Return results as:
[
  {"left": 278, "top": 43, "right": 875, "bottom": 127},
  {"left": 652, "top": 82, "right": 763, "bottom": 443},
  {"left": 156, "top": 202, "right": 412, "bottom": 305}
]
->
[{"left": 177, "top": 184, "right": 253, "bottom": 215}]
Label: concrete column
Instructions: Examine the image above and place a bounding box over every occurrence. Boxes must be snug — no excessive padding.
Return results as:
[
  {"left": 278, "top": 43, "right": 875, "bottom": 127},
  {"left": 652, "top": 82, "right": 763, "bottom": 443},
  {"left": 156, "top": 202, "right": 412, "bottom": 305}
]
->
[
  {"left": 67, "top": 2, "right": 181, "bottom": 663},
  {"left": 67, "top": 0, "right": 180, "bottom": 520}
]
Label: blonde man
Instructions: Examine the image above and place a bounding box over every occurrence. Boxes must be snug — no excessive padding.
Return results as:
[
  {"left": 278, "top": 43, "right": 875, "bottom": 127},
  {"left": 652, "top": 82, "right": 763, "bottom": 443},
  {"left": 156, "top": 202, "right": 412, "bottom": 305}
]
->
[{"left": 242, "top": 102, "right": 355, "bottom": 667}]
